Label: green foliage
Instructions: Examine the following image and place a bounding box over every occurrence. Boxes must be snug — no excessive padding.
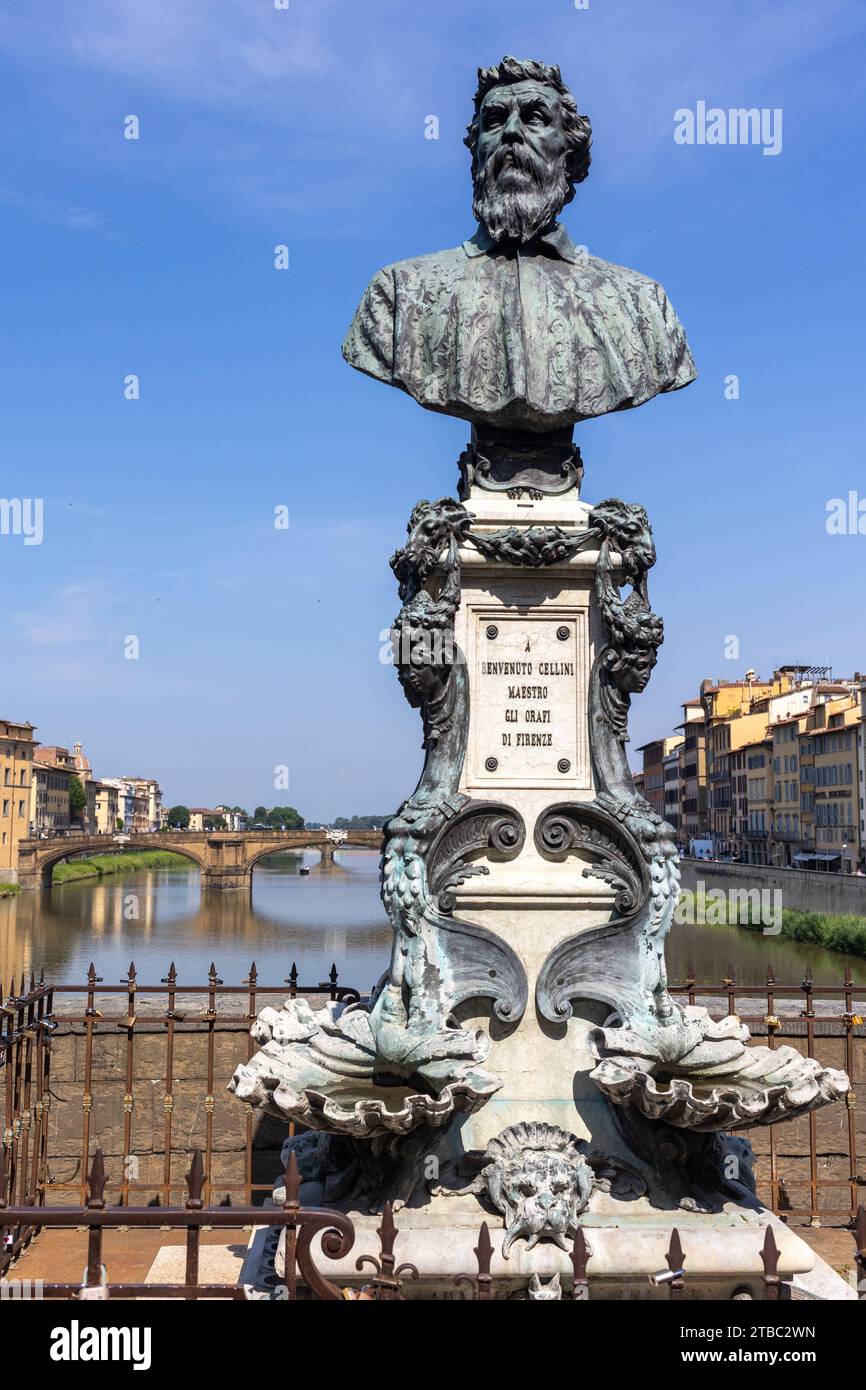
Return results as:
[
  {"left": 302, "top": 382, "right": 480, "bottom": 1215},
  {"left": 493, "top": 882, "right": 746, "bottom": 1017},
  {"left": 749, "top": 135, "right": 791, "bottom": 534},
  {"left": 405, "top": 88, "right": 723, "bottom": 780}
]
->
[
  {"left": 782, "top": 910, "right": 824, "bottom": 945},
  {"left": 69, "top": 774, "right": 87, "bottom": 821},
  {"left": 251, "top": 806, "right": 304, "bottom": 829},
  {"left": 332, "top": 815, "right": 390, "bottom": 831},
  {"left": 680, "top": 891, "right": 866, "bottom": 960},
  {"left": 267, "top": 806, "right": 303, "bottom": 829},
  {"left": 811, "top": 911, "right": 866, "bottom": 956},
  {"left": 52, "top": 850, "right": 195, "bottom": 883},
  {"left": 166, "top": 805, "right": 191, "bottom": 829}
]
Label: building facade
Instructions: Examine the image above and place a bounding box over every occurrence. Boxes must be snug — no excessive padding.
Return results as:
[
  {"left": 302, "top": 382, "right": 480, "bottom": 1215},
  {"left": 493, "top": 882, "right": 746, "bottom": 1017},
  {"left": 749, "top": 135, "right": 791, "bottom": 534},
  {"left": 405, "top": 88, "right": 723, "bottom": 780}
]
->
[
  {"left": 741, "top": 736, "right": 773, "bottom": 865},
  {"left": 701, "top": 671, "right": 794, "bottom": 858},
  {"left": 0, "top": 719, "right": 37, "bottom": 882},
  {"left": 123, "top": 777, "right": 162, "bottom": 832},
  {"left": 859, "top": 684, "right": 866, "bottom": 868},
  {"left": 636, "top": 734, "right": 684, "bottom": 825},
  {"left": 30, "top": 746, "right": 74, "bottom": 835},
  {"left": 678, "top": 701, "right": 709, "bottom": 845},
  {"left": 801, "top": 697, "right": 861, "bottom": 873},
  {"left": 769, "top": 712, "right": 806, "bottom": 866},
  {"left": 93, "top": 781, "right": 120, "bottom": 834},
  {"left": 663, "top": 748, "right": 681, "bottom": 832},
  {"left": 100, "top": 778, "right": 136, "bottom": 832}
]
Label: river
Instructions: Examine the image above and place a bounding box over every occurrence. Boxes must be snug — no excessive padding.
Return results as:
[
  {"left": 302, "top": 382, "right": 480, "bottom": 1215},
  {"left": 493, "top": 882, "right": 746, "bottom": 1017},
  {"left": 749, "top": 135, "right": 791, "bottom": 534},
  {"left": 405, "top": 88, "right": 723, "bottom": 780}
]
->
[{"left": 1, "top": 851, "right": 864, "bottom": 992}]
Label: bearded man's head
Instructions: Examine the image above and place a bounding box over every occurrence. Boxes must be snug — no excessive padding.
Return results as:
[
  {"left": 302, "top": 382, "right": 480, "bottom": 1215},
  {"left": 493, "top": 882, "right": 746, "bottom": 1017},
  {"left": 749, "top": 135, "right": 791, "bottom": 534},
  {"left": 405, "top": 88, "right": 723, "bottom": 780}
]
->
[{"left": 465, "top": 57, "right": 592, "bottom": 245}]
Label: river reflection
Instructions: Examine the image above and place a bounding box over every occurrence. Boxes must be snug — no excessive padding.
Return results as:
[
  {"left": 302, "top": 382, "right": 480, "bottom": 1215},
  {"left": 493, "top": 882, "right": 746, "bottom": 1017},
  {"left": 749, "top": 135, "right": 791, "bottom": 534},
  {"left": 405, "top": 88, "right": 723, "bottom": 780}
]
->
[
  {"left": 1, "top": 850, "right": 864, "bottom": 991},
  {"left": 0, "top": 851, "right": 391, "bottom": 990}
]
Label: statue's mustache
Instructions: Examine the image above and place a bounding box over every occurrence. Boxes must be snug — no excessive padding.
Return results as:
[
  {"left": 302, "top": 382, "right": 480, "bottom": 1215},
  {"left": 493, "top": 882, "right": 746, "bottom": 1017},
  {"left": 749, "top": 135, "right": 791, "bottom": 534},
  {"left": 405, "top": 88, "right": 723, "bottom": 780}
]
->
[{"left": 488, "top": 144, "right": 545, "bottom": 183}]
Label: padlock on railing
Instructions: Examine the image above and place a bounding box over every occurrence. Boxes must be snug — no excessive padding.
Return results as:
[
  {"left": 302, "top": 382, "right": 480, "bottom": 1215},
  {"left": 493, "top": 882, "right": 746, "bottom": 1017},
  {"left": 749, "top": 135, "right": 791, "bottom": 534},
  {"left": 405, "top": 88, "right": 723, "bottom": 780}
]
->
[{"left": 78, "top": 1264, "right": 109, "bottom": 1301}]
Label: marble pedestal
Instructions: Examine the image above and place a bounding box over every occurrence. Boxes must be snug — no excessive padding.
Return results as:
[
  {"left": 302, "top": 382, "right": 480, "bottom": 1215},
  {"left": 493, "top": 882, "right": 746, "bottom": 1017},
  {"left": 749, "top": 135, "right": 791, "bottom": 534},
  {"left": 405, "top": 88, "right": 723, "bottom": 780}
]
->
[
  {"left": 231, "top": 470, "right": 850, "bottom": 1300},
  {"left": 238, "top": 1195, "right": 852, "bottom": 1302}
]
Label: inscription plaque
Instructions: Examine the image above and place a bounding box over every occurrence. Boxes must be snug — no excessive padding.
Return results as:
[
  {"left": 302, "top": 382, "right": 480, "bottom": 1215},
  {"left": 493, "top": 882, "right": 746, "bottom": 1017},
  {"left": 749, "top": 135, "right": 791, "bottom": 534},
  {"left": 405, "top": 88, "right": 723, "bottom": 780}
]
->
[{"left": 469, "top": 610, "right": 587, "bottom": 788}]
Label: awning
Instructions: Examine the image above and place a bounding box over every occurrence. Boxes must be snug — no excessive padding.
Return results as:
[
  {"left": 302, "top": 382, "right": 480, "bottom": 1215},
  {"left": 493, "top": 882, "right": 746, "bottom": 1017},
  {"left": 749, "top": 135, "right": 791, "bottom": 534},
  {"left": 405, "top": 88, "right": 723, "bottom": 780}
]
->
[
  {"left": 793, "top": 852, "right": 816, "bottom": 862},
  {"left": 814, "top": 853, "right": 841, "bottom": 861}
]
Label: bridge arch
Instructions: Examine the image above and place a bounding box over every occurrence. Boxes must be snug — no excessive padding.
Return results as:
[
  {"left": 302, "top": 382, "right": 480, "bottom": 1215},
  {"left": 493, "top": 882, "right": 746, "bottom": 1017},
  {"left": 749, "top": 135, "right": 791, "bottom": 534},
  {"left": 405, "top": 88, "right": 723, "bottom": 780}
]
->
[
  {"left": 17, "top": 836, "right": 208, "bottom": 891},
  {"left": 15, "top": 829, "right": 383, "bottom": 892},
  {"left": 245, "top": 835, "right": 381, "bottom": 874},
  {"left": 246, "top": 842, "right": 309, "bottom": 874}
]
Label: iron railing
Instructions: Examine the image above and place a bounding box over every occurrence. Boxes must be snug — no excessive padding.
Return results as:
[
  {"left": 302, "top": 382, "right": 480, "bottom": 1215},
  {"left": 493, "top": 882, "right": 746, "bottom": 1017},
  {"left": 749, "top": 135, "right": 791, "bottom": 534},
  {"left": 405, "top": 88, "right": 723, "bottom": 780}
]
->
[
  {"left": 1, "top": 959, "right": 864, "bottom": 1246},
  {"left": 2, "top": 1147, "right": 841, "bottom": 1301},
  {"left": 1, "top": 973, "right": 54, "bottom": 1273},
  {"left": 44, "top": 959, "right": 360, "bottom": 1208},
  {"left": 674, "top": 962, "right": 864, "bottom": 1225}
]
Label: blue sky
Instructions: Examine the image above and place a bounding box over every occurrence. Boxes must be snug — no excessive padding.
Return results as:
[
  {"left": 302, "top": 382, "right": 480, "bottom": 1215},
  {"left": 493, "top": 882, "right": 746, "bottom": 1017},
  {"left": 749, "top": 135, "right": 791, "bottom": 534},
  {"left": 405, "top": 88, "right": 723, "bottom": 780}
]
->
[{"left": 1, "top": 0, "right": 865, "bottom": 820}]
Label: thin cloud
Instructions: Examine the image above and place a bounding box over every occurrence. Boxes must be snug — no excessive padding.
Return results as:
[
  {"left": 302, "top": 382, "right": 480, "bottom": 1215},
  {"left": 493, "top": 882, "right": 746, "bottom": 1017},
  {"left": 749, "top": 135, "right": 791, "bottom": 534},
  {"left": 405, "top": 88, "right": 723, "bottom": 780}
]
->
[{"left": 0, "top": 186, "right": 106, "bottom": 234}]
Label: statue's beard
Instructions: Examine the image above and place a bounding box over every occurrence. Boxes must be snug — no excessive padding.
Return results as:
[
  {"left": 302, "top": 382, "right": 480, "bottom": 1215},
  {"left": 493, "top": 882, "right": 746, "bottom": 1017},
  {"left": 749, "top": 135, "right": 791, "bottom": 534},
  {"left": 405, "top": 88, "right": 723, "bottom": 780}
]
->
[{"left": 472, "top": 146, "right": 571, "bottom": 244}]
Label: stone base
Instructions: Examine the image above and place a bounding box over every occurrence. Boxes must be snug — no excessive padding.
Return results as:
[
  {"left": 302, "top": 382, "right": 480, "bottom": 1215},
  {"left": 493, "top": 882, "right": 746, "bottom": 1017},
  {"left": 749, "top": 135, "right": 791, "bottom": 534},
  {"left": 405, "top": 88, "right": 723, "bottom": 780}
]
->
[
  {"left": 145, "top": 1242, "right": 247, "bottom": 1294},
  {"left": 236, "top": 1193, "right": 855, "bottom": 1301}
]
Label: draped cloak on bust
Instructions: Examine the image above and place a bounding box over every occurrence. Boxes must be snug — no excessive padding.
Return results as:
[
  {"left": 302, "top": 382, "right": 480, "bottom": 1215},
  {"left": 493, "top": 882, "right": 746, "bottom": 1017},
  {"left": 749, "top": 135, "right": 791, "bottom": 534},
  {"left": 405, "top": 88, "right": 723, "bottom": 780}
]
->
[{"left": 342, "top": 223, "right": 697, "bottom": 433}]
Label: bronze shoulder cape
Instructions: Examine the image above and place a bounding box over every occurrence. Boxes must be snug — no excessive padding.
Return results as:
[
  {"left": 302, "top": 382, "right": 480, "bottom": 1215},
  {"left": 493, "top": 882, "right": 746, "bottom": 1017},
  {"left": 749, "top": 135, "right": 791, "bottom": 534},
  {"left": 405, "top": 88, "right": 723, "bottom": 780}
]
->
[{"left": 342, "top": 242, "right": 697, "bottom": 431}]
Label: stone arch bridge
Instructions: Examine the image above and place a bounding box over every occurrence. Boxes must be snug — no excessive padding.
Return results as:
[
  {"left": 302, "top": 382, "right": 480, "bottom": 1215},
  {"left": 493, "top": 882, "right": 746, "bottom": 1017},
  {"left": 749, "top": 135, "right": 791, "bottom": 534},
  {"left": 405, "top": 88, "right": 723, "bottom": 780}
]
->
[{"left": 15, "top": 830, "right": 383, "bottom": 892}]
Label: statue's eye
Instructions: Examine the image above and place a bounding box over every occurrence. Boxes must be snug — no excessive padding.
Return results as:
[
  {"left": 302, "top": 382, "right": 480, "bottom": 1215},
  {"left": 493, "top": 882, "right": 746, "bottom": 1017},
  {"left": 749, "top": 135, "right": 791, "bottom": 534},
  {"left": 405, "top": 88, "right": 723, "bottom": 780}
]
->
[{"left": 520, "top": 1180, "right": 536, "bottom": 1196}]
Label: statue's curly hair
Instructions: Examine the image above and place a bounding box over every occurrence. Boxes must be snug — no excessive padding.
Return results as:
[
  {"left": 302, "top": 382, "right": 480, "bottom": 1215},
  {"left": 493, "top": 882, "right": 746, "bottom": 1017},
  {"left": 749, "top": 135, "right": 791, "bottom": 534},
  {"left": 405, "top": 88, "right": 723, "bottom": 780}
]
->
[{"left": 464, "top": 56, "right": 592, "bottom": 196}]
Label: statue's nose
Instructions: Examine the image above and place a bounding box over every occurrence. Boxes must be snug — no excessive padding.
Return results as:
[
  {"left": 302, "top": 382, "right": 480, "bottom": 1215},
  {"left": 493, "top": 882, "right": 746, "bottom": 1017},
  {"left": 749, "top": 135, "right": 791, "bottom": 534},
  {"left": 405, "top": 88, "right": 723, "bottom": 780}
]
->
[{"left": 501, "top": 113, "right": 524, "bottom": 144}]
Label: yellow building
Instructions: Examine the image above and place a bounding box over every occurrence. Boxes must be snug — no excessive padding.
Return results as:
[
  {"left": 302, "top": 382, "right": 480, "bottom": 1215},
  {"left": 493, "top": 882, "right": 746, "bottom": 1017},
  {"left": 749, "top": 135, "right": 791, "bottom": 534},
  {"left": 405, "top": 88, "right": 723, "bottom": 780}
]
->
[
  {"left": 30, "top": 746, "right": 74, "bottom": 835},
  {"left": 739, "top": 735, "right": 773, "bottom": 865},
  {"left": 93, "top": 780, "right": 120, "bottom": 834},
  {"left": 768, "top": 710, "right": 808, "bottom": 866},
  {"left": 0, "top": 718, "right": 37, "bottom": 882},
  {"left": 800, "top": 696, "right": 861, "bottom": 873},
  {"left": 701, "top": 670, "right": 793, "bottom": 857}
]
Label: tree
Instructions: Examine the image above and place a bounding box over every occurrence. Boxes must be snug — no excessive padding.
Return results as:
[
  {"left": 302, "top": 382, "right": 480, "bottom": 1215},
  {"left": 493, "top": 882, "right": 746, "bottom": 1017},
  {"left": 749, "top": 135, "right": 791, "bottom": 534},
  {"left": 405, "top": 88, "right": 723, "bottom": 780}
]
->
[
  {"left": 167, "top": 805, "right": 191, "bottom": 829},
  {"left": 266, "top": 805, "right": 304, "bottom": 830},
  {"left": 253, "top": 806, "right": 269, "bottom": 826},
  {"left": 333, "top": 815, "right": 389, "bottom": 830},
  {"left": 69, "top": 775, "right": 87, "bottom": 825}
]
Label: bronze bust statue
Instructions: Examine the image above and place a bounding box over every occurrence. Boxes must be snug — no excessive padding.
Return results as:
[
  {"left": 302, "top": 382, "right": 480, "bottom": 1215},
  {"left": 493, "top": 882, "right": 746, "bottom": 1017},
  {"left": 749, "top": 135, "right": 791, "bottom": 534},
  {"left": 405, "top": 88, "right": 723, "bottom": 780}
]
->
[{"left": 343, "top": 55, "right": 696, "bottom": 480}]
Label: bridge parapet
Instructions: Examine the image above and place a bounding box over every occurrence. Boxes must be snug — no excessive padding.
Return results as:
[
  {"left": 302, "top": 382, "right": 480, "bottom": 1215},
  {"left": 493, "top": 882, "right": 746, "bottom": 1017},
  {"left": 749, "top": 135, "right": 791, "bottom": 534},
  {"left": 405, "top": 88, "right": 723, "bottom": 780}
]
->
[{"left": 14, "top": 829, "right": 383, "bottom": 891}]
